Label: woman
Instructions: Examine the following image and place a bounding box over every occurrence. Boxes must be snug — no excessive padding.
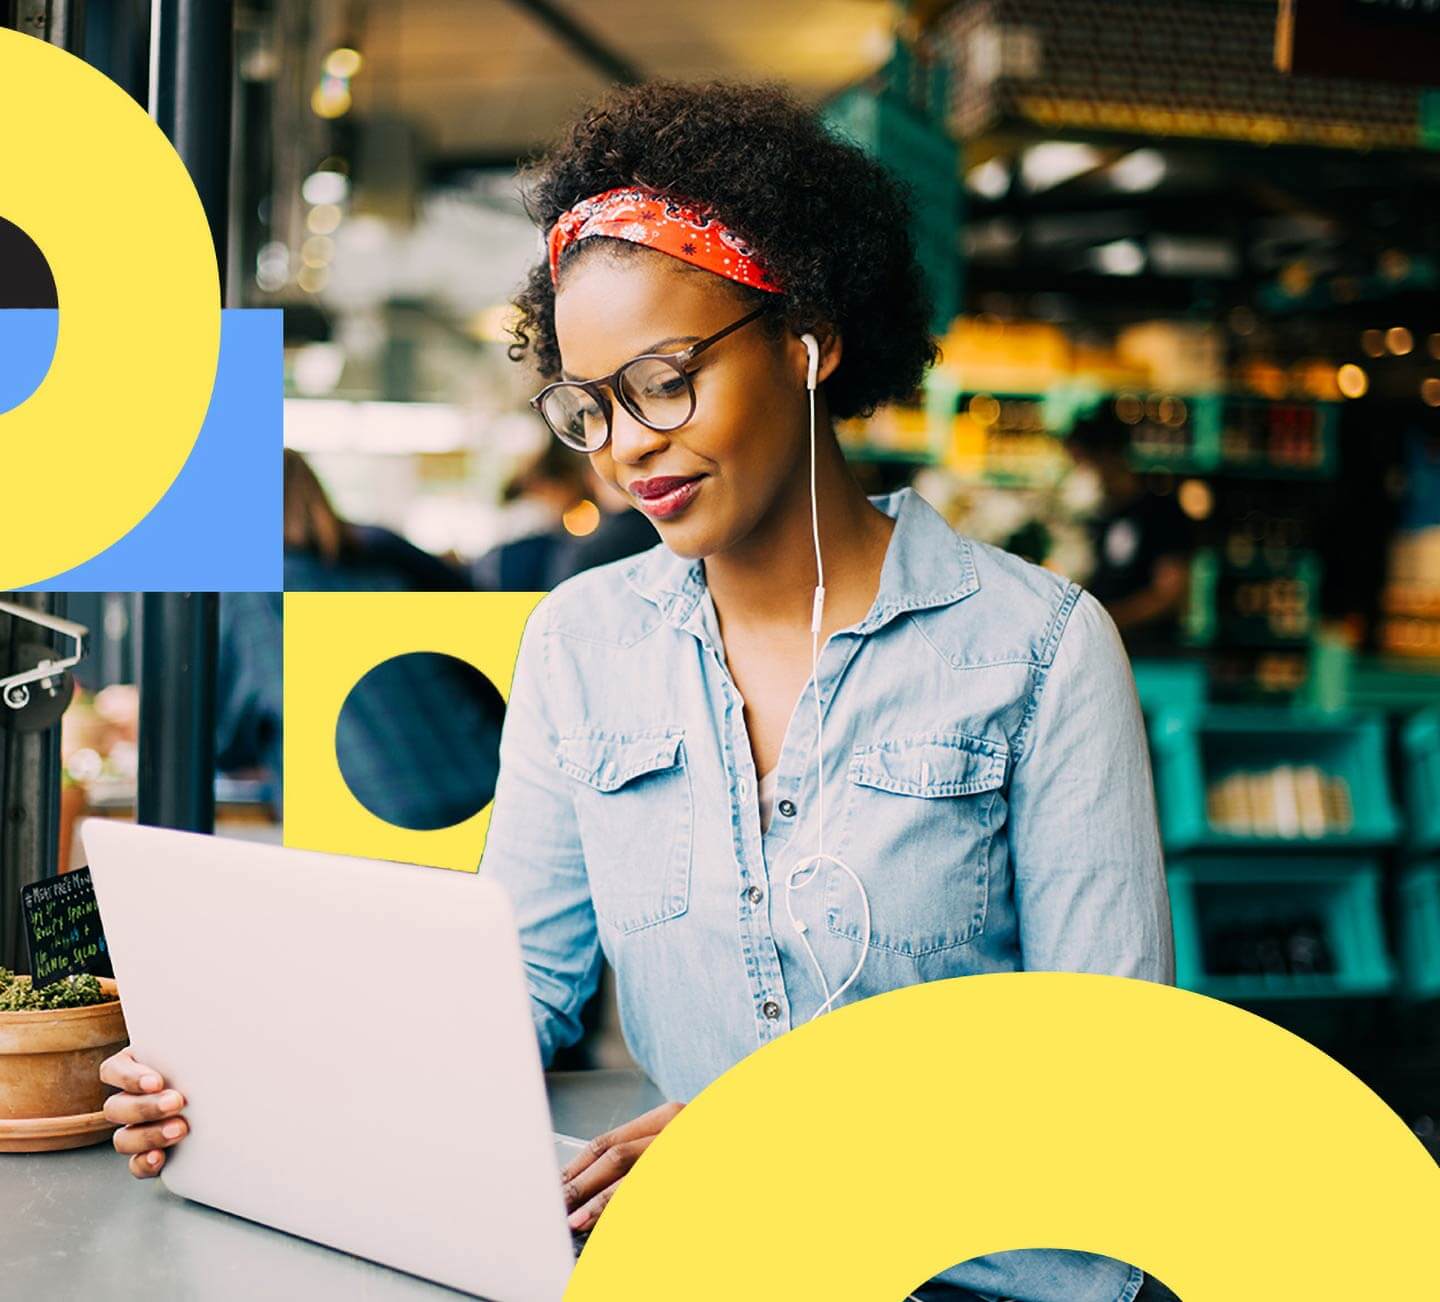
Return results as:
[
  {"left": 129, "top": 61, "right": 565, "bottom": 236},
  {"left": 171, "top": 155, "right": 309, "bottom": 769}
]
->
[{"left": 102, "top": 79, "right": 1175, "bottom": 1302}]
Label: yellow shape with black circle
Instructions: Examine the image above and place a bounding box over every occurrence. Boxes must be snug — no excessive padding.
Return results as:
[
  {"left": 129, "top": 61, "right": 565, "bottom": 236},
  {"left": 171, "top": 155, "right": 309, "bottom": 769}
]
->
[
  {"left": 568, "top": 972, "right": 1440, "bottom": 1300},
  {"left": 0, "top": 29, "right": 218, "bottom": 588},
  {"left": 283, "top": 591, "right": 544, "bottom": 873}
]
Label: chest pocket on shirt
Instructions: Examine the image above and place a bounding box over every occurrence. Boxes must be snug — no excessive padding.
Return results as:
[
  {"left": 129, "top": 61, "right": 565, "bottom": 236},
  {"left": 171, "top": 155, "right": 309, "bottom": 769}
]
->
[
  {"left": 826, "top": 730, "right": 1009, "bottom": 956},
  {"left": 555, "top": 728, "right": 692, "bottom": 934}
]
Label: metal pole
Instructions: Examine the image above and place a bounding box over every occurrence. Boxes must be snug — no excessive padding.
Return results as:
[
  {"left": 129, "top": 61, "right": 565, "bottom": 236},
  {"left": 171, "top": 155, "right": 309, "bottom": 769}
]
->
[
  {"left": 81, "top": 0, "right": 151, "bottom": 105},
  {"left": 140, "top": 1, "right": 229, "bottom": 834},
  {"left": 47, "top": 0, "right": 84, "bottom": 45},
  {"left": 150, "top": 0, "right": 235, "bottom": 289},
  {"left": 137, "top": 594, "right": 217, "bottom": 833},
  {"left": 0, "top": 595, "right": 67, "bottom": 972}
]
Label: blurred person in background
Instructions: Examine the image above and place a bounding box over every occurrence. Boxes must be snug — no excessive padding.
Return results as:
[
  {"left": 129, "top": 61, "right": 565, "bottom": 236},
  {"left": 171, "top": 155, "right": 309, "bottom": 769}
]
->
[
  {"left": 473, "top": 442, "right": 659, "bottom": 590},
  {"left": 472, "top": 438, "right": 587, "bottom": 589},
  {"left": 215, "top": 591, "right": 285, "bottom": 807},
  {"left": 541, "top": 459, "right": 660, "bottom": 587},
  {"left": 283, "top": 448, "right": 472, "bottom": 592},
  {"left": 1066, "top": 408, "right": 1196, "bottom": 655}
]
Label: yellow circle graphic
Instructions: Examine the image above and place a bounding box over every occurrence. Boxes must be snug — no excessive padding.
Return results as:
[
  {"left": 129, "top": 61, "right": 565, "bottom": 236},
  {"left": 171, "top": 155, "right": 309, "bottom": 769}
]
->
[
  {"left": 568, "top": 973, "right": 1440, "bottom": 1299},
  {"left": 284, "top": 592, "right": 546, "bottom": 872},
  {"left": 0, "top": 30, "right": 218, "bottom": 587}
]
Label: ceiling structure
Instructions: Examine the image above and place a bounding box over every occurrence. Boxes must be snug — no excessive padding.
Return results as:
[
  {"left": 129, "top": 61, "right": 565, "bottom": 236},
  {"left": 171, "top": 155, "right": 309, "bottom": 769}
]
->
[
  {"left": 352, "top": 0, "right": 902, "bottom": 165},
  {"left": 269, "top": 0, "right": 1440, "bottom": 397}
]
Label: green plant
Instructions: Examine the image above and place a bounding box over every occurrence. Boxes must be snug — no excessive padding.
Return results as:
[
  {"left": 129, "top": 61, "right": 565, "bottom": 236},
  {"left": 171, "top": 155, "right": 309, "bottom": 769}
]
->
[{"left": 0, "top": 965, "right": 112, "bottom": 1011}]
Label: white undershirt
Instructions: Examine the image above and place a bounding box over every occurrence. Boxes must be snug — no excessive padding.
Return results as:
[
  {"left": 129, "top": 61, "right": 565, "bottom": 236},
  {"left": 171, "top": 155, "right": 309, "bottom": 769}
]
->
[{"left": 757, "top": 764, "right": 778, "bottom": 833}]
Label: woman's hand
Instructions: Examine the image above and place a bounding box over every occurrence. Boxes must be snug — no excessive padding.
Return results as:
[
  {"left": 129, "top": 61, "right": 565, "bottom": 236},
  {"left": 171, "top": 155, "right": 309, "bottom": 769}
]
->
[
  {"left": 560, "top": 1100, "right": 684, "bottom": 1231},
  {"left": 98, "top": 1047, "right": 189, "bottom": 1179}
]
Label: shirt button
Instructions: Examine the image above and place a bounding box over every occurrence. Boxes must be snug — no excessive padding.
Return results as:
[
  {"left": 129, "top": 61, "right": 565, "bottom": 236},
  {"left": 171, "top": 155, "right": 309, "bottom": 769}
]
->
[
  {"left": 746, "top": 885, "right": 764, "bottom": 905},
  {"left": 778, "top": 799, "right": 797, "bottom": 818},
  {"left": 761, "top": 1000, "right": 781, "bottom": 1020}
]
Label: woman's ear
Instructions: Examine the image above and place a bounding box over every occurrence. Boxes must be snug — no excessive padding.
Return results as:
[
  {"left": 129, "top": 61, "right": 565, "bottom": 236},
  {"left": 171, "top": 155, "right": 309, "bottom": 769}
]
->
[
  {"left": 816, "top": 330, "right": 842, "bottom": 385},
  {"left": 794, "top": 327, "right": 842, "bottom": 388}
]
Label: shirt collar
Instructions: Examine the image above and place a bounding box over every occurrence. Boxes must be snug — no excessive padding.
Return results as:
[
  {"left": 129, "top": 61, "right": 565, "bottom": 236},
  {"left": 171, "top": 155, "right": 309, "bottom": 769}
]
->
[{"left": 621, "top": 485, "right": 979, "bottom": 635}]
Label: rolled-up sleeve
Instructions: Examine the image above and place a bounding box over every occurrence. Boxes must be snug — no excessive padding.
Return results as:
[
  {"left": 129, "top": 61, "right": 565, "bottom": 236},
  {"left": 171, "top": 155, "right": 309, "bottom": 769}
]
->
[
  {"left": 1007, "top": 587, "right": 1175, "bottom": 983},
  {"left": 478, "top": 600, "right": 602, "bottom": 1064}
]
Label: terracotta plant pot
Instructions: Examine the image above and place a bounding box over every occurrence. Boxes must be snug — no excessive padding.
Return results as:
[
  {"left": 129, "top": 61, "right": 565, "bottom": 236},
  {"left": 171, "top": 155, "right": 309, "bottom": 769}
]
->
[
  {"left": 0, "top": 977, "right": 127, "bottom": 1152},
  {"left": 58, "top": 782, "right": 88, "bottom": 875}
]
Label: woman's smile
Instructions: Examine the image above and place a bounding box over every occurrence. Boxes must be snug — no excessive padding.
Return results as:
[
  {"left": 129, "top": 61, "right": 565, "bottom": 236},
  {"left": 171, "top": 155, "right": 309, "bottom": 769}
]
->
[{"left": 628, "top": 473, "right": 706, "bottom": 519}]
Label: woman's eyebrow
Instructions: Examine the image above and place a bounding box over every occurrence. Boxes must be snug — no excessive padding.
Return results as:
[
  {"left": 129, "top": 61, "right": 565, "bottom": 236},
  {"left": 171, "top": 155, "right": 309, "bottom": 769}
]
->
[{"left": 561, "top": 334, "right": 698, "bottom": 381}]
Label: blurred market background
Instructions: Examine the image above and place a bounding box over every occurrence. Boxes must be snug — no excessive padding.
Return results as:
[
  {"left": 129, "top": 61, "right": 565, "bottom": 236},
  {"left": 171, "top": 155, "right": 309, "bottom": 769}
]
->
[{"left": 3, "top": 0, "right": 1440, "bottom": 1154}]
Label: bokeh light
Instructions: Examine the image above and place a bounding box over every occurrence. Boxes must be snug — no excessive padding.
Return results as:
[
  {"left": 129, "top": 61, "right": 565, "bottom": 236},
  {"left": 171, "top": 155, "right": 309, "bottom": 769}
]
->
[{"left": 1337, "top": 364, "right": 1368, "bottom": 399}]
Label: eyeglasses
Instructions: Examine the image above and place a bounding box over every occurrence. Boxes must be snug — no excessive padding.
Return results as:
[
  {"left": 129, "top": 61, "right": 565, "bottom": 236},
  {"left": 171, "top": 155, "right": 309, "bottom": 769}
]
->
[{"left": 529, "top": 300, "right": 777, "bottom": 453}]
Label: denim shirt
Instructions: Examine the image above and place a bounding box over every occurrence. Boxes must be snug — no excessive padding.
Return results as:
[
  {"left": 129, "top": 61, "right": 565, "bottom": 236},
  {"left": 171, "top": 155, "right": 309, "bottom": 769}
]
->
[{"left": 479, "top": 486, "right": 1173, "bottom": 1302}]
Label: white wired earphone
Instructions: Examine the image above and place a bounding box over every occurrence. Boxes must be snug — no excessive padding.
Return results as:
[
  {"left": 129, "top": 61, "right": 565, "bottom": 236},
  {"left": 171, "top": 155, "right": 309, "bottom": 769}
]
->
[
  {"left": 780, "top": 332, "right": 873, "bottom": 1024},
  {"left": 786, "top": 341, "right": 919, "bottom": 1302}
]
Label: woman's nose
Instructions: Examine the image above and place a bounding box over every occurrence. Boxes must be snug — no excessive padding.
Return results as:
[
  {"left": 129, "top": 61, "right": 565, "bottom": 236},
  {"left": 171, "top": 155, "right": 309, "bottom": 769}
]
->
[{"left": 607, "top": 399, "right": 671, "bottom": 464}]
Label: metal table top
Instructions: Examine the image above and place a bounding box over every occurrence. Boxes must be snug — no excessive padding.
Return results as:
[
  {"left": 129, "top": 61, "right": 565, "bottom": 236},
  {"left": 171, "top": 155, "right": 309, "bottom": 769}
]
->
[{"left": 0, "top": 1070, "right": 661, "bottom": 1300}]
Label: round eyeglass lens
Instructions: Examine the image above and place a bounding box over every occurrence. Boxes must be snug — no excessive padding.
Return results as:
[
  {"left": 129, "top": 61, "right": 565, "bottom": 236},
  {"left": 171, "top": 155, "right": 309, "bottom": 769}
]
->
[
  {"left": 540, "top": 382, "right": 608, "bottom": 451},
  {"left": 618, "top": 356, "right": 694, "bottom": 430}
]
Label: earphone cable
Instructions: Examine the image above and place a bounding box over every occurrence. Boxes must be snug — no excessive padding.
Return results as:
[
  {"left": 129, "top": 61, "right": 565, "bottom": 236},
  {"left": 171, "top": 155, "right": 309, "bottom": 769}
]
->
[{"left": 784, "top": 353, "right": 871, "bottom": 1023}]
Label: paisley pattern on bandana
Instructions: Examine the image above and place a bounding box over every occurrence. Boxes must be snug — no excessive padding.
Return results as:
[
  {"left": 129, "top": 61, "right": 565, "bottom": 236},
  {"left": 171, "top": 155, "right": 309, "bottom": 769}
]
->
[{"left": 547, "top": 183, "right": 782, "bottom": 293}]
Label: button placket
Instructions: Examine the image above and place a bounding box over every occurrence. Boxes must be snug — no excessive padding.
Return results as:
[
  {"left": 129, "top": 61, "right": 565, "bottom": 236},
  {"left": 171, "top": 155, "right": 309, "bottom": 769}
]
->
[{"left": 707, "top": 641, "right": 787, "bottom": 1040}]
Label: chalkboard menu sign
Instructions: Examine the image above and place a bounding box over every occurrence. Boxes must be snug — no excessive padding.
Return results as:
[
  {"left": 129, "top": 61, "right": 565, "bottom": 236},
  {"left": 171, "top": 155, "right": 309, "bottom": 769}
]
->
[{"left": 21, "top": 867, "right": 114, "bottom": 989}]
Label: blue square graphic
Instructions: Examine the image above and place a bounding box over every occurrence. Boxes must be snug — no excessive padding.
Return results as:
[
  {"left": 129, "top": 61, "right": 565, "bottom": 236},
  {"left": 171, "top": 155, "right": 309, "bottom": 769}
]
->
[{"left": 23, "top": 308, "right": 282, "bottom": 592}]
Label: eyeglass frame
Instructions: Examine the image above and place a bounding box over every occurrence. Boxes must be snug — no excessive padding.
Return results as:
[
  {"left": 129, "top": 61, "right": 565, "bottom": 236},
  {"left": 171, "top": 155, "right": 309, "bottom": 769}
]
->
[{"left": 528, "top": 298, "right": 781, "bottom": 452}]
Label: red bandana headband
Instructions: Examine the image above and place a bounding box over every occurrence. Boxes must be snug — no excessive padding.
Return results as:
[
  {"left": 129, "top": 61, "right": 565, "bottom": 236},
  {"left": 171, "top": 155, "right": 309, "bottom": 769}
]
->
[{"left": 546, "top": 183, "right": 783, "bottom": 293}]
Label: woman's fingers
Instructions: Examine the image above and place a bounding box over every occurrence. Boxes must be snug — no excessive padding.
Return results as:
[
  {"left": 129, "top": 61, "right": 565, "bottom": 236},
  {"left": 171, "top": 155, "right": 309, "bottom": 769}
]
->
[
  {"left": 112, "top": 1115, "right": 189, "bottom": 1156},
  {"left": 99, "top": 1047, "right": 167, "bottom": 1095},
  {"left": 100, "top": 1048, "right": 188, "bottom": 1180},
  {"left": 561, "top": 1134, "right": 659, "bottom": 1227},
  {"left": 561, "top": 1140, "right": 648, "bottom": 1221},
  {"left": 558, "top": 1100, "right": 685, "bottom": 1227},
  {"left": 102, "top": 1086, "right": 186, "bottom": 1128},
  {"left": 560, "top": 1100, "right": 683, "bottom": 1183},
  {"left": 127, "top": 1148, "right": 167, "bottom": 1179},
  {"left": 568, "top": 1180, "right": 619, "bottom": 1232}
]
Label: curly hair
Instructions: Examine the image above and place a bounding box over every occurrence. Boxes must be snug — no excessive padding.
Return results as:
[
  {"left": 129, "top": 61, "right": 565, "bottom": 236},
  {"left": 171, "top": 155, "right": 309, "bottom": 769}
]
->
[{"left": 506, "top": 78, "right": 941, "bottom": 421}]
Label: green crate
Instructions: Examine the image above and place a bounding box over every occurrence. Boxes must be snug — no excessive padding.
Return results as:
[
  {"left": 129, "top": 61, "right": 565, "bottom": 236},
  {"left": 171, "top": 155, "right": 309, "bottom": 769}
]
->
[
  {"left": 1168, "top": 857, "right": 1395, "bottom": 1000},
  {"left": 1149, "top": 706, "right": 1401, "bottom": 852},
  {"left": 1131, "top": 657, "right": 1207, "bottom": 717},
  {"left": 1302, "top": 643, "right": 1440, "bottom": 715},
  {"left": 822, "top": 87, "right": 960, "bottom": 337},
  {"left": 1348, "top": 658, "right": 1440, "bottom": 713},
  {"left": 1402, "top": 709, "right": 1440, "bottom": 852},
  {"left": 1398, "top": 865, "right": 1440, "bottom": 1000}
]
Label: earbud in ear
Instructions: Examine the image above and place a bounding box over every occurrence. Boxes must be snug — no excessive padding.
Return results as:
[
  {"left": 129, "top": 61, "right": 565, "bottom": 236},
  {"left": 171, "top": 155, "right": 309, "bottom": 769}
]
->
[{"left": 801, "top": 333, "right": 819, "bottom": 391}]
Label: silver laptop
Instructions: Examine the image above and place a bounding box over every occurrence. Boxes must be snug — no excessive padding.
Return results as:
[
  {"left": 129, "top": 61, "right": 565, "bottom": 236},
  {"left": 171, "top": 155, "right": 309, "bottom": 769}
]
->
[{"left": 82, "top": 819, "right": 581, "bottom": 1302}]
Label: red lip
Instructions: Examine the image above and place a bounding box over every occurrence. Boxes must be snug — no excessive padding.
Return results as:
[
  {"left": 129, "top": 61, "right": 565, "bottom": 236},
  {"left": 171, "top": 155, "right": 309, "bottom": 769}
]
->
[
  {"left": 629, "top": 475, "right": 704, "bottom": 520},
  {"left": 629, "top": 474, "right": 702, "bottom": 500}
]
